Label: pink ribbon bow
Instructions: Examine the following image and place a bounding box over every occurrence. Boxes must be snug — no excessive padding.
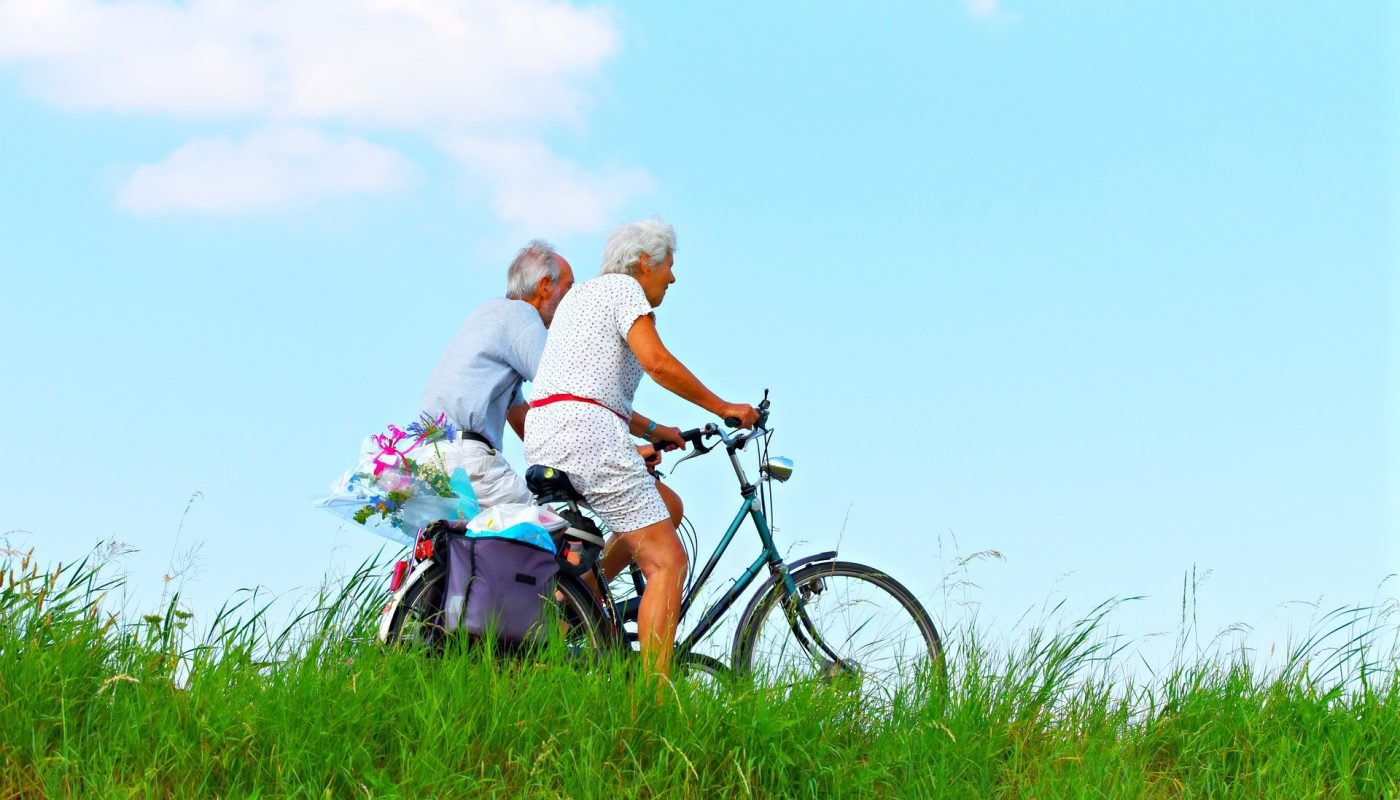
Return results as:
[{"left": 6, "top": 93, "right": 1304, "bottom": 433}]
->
[
  {"left": 371, "top": 413, "right": 446, "bottom": 478},
  {"left": 371, "top": 425, "right": 418, "bottom": 476}
]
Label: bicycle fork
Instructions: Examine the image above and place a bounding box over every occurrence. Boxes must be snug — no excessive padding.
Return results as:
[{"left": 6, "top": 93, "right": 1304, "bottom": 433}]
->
[
  {"left": 750, "top": 503, "right": 858, "bottom": 677},
  {"left": 772, "top": 564, "right": 861, "bottom": 678}
]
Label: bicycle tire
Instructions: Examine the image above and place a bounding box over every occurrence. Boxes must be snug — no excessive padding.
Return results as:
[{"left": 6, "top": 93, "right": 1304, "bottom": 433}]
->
[
  {"left": 674, "top": 652, "right": 730, "bottom": 684},
  {"left": 382, "top": 563, "right": 607, "bottom": 656},
  {"left": 543, "top": 572, "right": 608, "bottom": 659},
  {"left": 731, "top": 561, "right": 945, "bottom": 704},
  {"left": 384, "top": 562, "right": 449, "bottom": 652}
]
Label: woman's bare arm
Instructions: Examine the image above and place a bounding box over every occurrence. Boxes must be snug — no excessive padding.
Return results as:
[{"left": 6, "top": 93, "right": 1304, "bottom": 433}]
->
[{"left": 627, "top": 314, "right": 757, "bottom": 425}]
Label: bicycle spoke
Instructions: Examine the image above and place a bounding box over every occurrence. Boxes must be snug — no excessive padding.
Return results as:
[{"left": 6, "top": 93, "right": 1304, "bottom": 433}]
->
[{"left": 735, "top": 562, "right": 943, "bottom": 709}]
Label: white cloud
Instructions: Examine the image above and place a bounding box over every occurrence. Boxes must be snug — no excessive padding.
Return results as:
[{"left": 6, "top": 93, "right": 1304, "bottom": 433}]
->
[
  {"left": 0, "top": 0, "right": 651, "bottom": 224},
  {"left": 446, "top": 137, "right": 655, "bottom": 236},
  {"left": 0, "top": 0, "right": 617, "bottom": 126},
  {"left": 119, "top": 127, "right": 412, "bottom": 214},
  {"left": 968, "top": 0, "right": 999, "bottom": 18}
]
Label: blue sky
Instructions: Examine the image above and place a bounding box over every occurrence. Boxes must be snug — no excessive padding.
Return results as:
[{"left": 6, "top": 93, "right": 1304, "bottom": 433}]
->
[{"left": 2, "top": 1, "right": 1394, "bottom": 666}]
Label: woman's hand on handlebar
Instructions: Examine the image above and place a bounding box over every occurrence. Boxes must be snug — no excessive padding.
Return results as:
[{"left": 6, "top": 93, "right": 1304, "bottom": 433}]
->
[
  {"left": 637, "top": 444, "right": 663, "bottom": 469},
  {"left": 718, "top": 402, "right": 760, "bottom": 429},
  {"left": 649, "top": 424, "right": 687, "bottom": 452}
]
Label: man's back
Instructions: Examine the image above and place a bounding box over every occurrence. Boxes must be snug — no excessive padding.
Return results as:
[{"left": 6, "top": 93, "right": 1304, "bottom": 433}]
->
[{"left": 420, "top": 297, "right": 547, "bottom": 450}]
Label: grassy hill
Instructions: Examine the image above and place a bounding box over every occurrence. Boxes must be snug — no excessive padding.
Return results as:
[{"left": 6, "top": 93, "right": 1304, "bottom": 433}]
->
[{"left": 2, "top": 552, "right": 1396, "bottom": 798}]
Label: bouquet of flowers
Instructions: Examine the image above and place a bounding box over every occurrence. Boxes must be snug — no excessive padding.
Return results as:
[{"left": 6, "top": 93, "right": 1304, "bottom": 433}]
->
[{"left": 315, "top": 412, "right": 481, "bottom": 545}]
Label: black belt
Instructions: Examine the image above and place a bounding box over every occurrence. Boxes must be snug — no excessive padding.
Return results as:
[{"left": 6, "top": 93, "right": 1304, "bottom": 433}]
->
[{"left": 457, "top": 430, "right": 493, "bottom": 447}]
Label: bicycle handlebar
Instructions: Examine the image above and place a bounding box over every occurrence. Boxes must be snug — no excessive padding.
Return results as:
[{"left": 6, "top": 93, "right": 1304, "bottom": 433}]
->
[
  {"left": 667, "top": 391, "right": 772, "bottom": 465},
  {"left": 678, "top": 421, "right": 762, "bottom": 453}
]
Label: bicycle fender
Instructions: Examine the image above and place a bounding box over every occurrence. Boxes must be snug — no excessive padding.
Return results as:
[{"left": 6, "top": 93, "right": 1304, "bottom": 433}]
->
[
  {"left": 732, "top": 550, "right": 838, "bottom": 641},
  {"left": 376, "top": 559, "right": 439, "bottom": 644}
]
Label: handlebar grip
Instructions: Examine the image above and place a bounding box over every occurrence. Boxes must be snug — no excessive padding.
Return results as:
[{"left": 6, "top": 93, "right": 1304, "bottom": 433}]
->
[
  {"left": 679, "top": 428, "right": 705, "bottom": 445},
  {"left": 724, "top": 417, "right": 741, "bottom": 428}
]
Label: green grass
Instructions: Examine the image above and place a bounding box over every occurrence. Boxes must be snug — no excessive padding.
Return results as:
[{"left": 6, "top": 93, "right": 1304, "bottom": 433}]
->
[{"left": 2, "top": 551, "right": 1397, "bottom": 799}]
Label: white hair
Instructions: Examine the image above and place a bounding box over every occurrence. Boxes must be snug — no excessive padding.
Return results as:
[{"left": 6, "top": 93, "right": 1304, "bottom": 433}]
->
[
  {"left": 601, "top": 219, "right": 676, "bottom": 277},
  {"left": 505, "top": 239, "right": 562, "bottom": 299}
]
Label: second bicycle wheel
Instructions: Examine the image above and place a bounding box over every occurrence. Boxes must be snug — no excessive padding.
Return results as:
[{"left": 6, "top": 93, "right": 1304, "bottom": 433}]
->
[
  {"left": 731, "top": 561, "right": 944, "bottom": 706},
  {"left": 384, "top": 562, "right": 449, "bottom": 652},
  {"left": 538, "top": 572, "right": 608, "bottom": 659},
  {"left": 383, "top": 563, "right": 606, "bottom": 657}
]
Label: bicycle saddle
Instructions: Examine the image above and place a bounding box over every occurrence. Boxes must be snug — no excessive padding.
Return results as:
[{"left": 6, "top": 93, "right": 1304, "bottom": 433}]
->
[{"left": 525, "top": 464, "right": 585, "bottom": 504}]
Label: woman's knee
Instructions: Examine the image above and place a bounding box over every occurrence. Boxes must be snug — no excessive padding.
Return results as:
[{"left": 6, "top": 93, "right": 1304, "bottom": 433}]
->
[{"left": 626, "top": 522, "right": 687, "bottom": 576}]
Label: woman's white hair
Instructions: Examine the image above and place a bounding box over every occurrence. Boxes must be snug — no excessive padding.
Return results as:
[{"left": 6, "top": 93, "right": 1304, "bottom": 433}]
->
[
  {"left": 601, "top": 218, "right": 676, "bottom": 277},
  {"left": 505, "top": 239, "right": 562, "bottom": 300}
]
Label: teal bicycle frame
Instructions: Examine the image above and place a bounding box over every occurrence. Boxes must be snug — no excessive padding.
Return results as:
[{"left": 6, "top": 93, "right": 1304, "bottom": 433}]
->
[
  {"left": 647, "top": 421, "right": 846, "bottom": 668},
  {"left": 673, "top": 493, "right": 787, "bottom": 654}
]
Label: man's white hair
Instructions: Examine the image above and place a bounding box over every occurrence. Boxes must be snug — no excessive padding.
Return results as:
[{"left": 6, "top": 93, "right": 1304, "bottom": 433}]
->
[
  {"left": 601, "top": 218, "right": 676, "bottom": 277},
  {"left": 505, "top": 239, "right": 562, "bottom": 299}
]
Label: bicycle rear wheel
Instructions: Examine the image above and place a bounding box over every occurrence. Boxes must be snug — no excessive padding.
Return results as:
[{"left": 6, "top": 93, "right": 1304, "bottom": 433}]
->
[
  {"left": 732, "top": 561, "right": 944, "bottom": 706},
  {"left": 540, "top": 573, "right": 608, "bottom": 658},
  {"left": 384, "top": 562, "right": 449, "bottom": 651},
  {"left": 673, "top": 652, "right": 730, "bottom": 688},
  {"left": 382, "top": 563, "right": 606, "bottom": 656}
]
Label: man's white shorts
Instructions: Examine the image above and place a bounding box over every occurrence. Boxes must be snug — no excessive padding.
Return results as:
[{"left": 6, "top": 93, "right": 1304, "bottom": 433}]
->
[{"left": 412, "top": 439, "right": 534, "bottom": 509}]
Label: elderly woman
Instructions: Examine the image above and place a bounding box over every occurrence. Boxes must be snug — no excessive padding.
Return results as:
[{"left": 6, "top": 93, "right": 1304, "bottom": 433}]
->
[{"left": 524, "top": 219, "right": 758, "bottom": 676}]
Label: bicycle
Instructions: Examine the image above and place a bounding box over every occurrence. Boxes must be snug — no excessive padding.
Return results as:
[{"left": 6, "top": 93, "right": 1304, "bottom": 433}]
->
[{"left": 381, "top": 392, "right": 945, "bottom": 703}]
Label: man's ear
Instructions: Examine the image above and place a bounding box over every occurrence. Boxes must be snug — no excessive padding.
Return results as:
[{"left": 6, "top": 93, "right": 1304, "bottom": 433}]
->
[
  {"left": 534, "top": 274, "right": 552, "bottom": 299},
  {"left": 635, "top": 252, "right": 652, "bottom": 273}
]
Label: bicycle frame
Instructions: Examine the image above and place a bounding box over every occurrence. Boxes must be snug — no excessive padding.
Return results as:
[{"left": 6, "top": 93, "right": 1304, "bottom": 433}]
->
[
  {"left": 379, "top": 402, "right": 863, "bottom": 671},
  {"left": 633, "top": 421, "right": 850, "bottom": 669},
  {"left": 672, "top": 492, "right": 785, "bottom": 656}
]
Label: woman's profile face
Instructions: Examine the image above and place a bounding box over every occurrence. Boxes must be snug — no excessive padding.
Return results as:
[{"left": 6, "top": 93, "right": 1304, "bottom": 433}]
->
[{"left": 637, "top": 252, "right": 676, "bottom": 308}]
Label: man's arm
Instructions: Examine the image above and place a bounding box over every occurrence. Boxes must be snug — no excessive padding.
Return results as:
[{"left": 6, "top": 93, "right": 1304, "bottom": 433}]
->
[
  {"left": 504, "top": 306, "right": 546, "bottom": 443},
  {"left": 507, "top": 401, "right": 528, "bottom": 441},
  {"left": 506, "top": 309, "right": 548, "bottom": 382}
]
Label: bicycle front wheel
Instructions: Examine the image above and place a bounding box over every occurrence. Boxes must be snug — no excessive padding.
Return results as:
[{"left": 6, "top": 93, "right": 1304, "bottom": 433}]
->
[{"left": 732, "top": 561, "right": 944, "bottom": 705}]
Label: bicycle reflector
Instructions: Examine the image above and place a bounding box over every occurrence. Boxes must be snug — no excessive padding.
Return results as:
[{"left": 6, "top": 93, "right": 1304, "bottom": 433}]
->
[
  {"left": 389, "top": 560, "right": 408, "bottom": 592},
  {"left": 414, "top": 534, "right": 434, "bottom": 562}
]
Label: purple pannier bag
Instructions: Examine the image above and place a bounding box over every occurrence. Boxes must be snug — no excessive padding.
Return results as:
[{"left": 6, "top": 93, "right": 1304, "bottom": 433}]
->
[{"left": 442, "top": 533, "right": 559, "bottom": 642}]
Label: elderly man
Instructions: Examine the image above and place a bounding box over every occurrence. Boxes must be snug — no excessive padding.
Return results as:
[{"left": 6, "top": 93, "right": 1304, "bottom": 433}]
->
[{"left": 418, "top": 240, "right": 574, "bottom": 508}]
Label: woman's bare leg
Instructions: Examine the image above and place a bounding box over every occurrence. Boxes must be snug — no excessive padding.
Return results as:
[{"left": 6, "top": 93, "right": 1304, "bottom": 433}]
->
[
  {"left": 614, "top": 519, "right": 687, "bottom": 676},
  {"left": 599, "top": 536, "right": 633, "bottom": 586},
  {"left": 658, "top": 480, "right": 684, "bottom": 528},
  {"left": 599, "top": 481, "right": 684, "bottom": 583}
]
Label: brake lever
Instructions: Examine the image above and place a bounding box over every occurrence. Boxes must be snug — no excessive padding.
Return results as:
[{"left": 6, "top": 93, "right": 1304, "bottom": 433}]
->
[
  {"left": 668, "top": 447, "right": 704, "bottom": 472},
  {"left": 668, "top": 428, "right": 713, "bottom": 474},
  {"left": 687, "top": 426, "right": 714, "bottom": 454}
]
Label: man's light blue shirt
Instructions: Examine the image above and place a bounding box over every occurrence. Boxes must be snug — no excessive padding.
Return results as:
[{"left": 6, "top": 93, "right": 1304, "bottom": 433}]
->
[{"left": 420, "top": 298, "right": 546, "bottom": 450}]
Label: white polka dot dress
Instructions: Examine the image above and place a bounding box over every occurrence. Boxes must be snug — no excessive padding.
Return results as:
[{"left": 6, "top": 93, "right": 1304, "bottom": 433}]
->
[{"left": 524, "top": 274, "right": 669, "bottom": 533}]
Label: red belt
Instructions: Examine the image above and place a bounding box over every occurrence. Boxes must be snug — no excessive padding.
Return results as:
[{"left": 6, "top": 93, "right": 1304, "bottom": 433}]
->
[{"left": 530, "top": 393, "right": 627, "bottom": 422}]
